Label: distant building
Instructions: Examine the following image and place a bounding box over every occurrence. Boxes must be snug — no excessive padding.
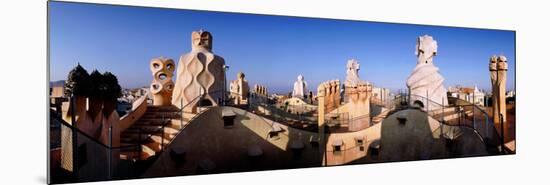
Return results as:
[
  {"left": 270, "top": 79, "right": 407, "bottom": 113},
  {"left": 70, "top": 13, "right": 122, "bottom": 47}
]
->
[
  {"left": 131, "top": 88, "right": 148, "bottom": 97},
  {"left": 372, "top": 87, "right": 390, "bottom": 105},
  {"left": 50, "top": 81, "right": 67, "bottom": 115},
  {"left": 448, "top": 85, "right": 485, "bottom": 106},
  {"left": 506, "top": 90, "right": 516, "bottom": 98},
  {"left": 50, "top": 80, "right": 66, "bottom": 98}
]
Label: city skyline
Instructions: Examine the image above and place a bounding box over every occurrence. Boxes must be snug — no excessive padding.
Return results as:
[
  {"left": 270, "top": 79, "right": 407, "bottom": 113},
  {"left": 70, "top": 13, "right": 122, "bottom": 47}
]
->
[{"left": 49, "top": 2, "right": 516, "bottom": 94}]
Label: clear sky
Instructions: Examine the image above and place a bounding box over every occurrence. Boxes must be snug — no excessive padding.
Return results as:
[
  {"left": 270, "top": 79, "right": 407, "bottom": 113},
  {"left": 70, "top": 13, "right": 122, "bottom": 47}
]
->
[{"left": 49, "top": 1, "right": 515, "bottom": 94}]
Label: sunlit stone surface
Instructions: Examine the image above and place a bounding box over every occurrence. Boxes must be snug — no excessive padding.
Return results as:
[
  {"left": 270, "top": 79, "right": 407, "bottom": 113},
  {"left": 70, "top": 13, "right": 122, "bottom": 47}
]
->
[
  {"left": 229, "top": 72, "right": 249, "bottom": 105},
  {"left": 489, "top": 55, "right": 508, "bottom": 124},
  {"left": 406, "top": 35, "right": 448, "bottom": 111},
  {"left": 172, "top": 30, "right": 226, "bottom": 112},
  {"left": 150, "top": 57, "right": 175, "bottom": 106}
]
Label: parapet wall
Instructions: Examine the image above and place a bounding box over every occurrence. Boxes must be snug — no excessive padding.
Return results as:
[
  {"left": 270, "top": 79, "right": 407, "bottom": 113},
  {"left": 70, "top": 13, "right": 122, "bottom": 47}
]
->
[
  {"left": 318, "top": 80, "right": 341, "bottom": 113},
  {"left": 119, "top": 94, "right": 148, "bottom": 132}
]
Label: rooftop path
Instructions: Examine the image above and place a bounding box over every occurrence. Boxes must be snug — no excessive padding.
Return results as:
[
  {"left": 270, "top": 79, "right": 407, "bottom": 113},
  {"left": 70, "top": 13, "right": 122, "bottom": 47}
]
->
[{"left": 143, "top": 106, "right": 322, "bottom": 177}]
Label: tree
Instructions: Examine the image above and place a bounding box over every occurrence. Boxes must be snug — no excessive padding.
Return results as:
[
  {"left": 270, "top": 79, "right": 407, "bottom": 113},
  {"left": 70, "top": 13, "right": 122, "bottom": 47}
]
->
[
  {"left": 102, "top": 72, "right": 122, "bottom": 101},
  {"left": 64, "top": 64, "right": 90, "bottom": 97},
  {"left": 89, "top": 70, "right": 106, "bottom": 99}
]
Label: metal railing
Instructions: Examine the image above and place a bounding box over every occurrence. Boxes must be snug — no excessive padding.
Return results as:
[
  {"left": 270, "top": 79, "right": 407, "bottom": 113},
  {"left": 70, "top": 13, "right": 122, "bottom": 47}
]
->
[
  {"left": 392, "top": 92, "right": 504, "bottom": 154},
  {"left": 50, "top": 90, "right": 229, "bottom": 182},
  {"left": 243, "top": 92, "right": 390, "bottom": 133},
  {"left": 51, "top": 109, "right": 144, "bottom": 182},
  {"left": 244, "top": 94, "right": 318, "bottom": 130}
]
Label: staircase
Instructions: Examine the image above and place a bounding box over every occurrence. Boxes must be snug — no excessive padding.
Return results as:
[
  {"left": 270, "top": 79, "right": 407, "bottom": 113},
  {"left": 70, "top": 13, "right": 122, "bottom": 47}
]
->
[
  {"left": 119, "top": 105, "right": 197, "bottom": 160},
  {"left": 372, "top": 108, "right": 391, "bottom": 123},
  {"left": 391, "top": 94, "right": 504, "bottom": 154},
  {"left": 428, "top": 107, "right": 474, "bottom": 126}
]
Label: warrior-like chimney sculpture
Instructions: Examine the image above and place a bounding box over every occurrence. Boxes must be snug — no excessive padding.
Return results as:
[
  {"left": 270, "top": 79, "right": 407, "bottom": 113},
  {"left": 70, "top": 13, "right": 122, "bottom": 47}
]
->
[{"left": 406, "top": 35, "right": 448, "bottom": 111}]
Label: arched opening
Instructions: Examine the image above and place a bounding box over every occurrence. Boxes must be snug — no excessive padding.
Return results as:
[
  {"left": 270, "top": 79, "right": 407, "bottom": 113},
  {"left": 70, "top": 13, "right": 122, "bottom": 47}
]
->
[
  {"left": 413, "top": 100, "right": 424, "bottom": 109},
  {"left": 158, "top": 73, "right": 167, "bottom": 80},
  {"left": 198, "top": 99, "right": 213, "bottom": 107}
]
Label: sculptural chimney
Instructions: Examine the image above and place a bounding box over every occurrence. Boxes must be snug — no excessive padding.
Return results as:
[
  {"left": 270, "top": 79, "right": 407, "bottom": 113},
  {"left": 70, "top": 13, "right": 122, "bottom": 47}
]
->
[
  {"left": 150, "top": 57, "right": 175, "bottom": 106},
  {"left": 489, "top": 55, "right": 508, "bottom": 125},
  {"left": 406, "top": 35, "right": 448, "bottom": 111},
  {"left": 172, "top": 30, "right": 226, "bottom": 112}
]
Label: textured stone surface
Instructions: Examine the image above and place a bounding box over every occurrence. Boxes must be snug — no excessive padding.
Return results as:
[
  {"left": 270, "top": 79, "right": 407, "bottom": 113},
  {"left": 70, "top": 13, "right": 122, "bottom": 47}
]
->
[
  {"left": 490, "top": 55, "right": 508, "bottom": 124},
  {"left": 345, "top": 59, "right": 364, "bottom": 87},
  {"left": 345, "top": 83, "right": 372, "bottom": 130},
  {"left": 379, "top": 109, "right": 487, "bottom": 161},
  {"left": 406, "top": 35, "right": 448, "bottom": 111},
  {"left": 342, "top": 59, "right": 371, "bottom": 128},
  {"left": 172, "top": 30, "right": 226, "bottom": 112},
  {"left": 150, "top": 57, "right": 175, "bottom": 106},
  {"left": 318, "top": 80, "right": 340, "bottom": 113},
  {"left": 292, "top": 75, "right": 308, "bottom": 99}
]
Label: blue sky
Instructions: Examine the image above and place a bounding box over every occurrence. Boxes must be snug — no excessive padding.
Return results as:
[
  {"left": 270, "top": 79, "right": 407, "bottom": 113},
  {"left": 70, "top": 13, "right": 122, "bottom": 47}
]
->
[{"left": 49, "top": 2, "right": 515, "bottom": 94}]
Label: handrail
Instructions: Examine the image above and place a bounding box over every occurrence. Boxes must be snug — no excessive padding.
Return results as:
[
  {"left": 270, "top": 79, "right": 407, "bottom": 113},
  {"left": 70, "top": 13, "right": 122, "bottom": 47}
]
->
[
  {"left": 53, "top": 90, "right": 229, "bottom": 152},
  {"left": 231, "top": 92, "right": 321, "bottom": 132},
  {"left": 119, "top": 93, "right": 149, "bottom": 132},
  {"left": 370, "top": 97, "right": 394, "bottom": 109},
  {"left": 409, "top": 94, "right": 448, "bottom": 109},
  {"left": 161, "top": 91, "right": 315, "bottom": 151},
  {"left": 159, "top": 89, "right": 229, "bottom": 148},
  {"left": 160, "top": 91, "right": 300, "bottom": 149},
  {"left": 348, "top": 113, "right": 371, "bottom": 122},
  {"left": 225, "top": 102, "right": 318, "bottom": 140},
  {"left": 247, "top": 93, "right": 384, "bottom": 133},
  {"left": 394, "top": 92, "right": 503, "bottom": 153},
  {"left": 449, "top": 96, "right": 491, "bottom": 117},
  {"left": 249, "top": 96, "right": 317, "bottom": 121}
]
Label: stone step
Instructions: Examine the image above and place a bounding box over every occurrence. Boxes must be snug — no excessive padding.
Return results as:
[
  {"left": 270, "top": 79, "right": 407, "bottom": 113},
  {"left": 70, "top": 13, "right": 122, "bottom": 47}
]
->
[
  {"left": 146, "top": 106, "right": 180, "bottom": 112},
  {"left": 118, "top": 143, "right": 156, "bottom": 160},
  {"left": 120, "top": 133, "right": 150, "bottom": 143},
  {"left": 140, "top": 144, "right": 156, "bottom": 158},
  {"left": 428, "top": 107, "right": 457, "bottom": 115},
  {"left": 144, "top": 139, "right": 169, "bottom": 152},
  {"left": 139, "top": 117, "right": 179, "bottom": 122},
  {"left": 121, "top": 130, "right": 170, "bottom": 143},
  {"left": 150, "top": 135, "right": 171, "bottom": 146},
  {"left": 119, "top": 151, "right": 140, "bottom": 160},
  {"left": 125, "top": 125, "right": 165, "bottom": 133},
  {"left": 436, "top": 110, "right": 473, "bottom": 121},
  {"left": 133, "top": 120, "right": 183, "bottom": 130},
  {"left": 182, "top": 112, "right": 198, "bottom": 118},
  {"left": 116, "top": 106, "right": 200, "bottom": 161},
  {"left": 141, "top": 114, "right": 180, "bottom": 119},
  {"left": 372, "top": 109, "right": 390, "bottom": 123}
]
